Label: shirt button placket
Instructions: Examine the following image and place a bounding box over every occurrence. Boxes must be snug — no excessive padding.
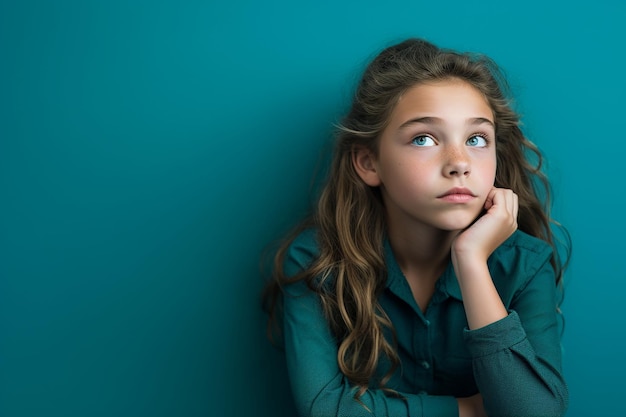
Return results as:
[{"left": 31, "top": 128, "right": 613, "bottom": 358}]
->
[
  {"left": 414, "top": 315, "right": 434, "bottom": 393},
  {"left": 423, "top": 315, "right": 434, "bottom": 391}
]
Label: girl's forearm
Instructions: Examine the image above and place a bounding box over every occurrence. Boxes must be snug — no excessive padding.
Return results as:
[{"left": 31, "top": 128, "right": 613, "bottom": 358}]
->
[{"left": 453, "top": 259, "right": 507, "bottom": 330}]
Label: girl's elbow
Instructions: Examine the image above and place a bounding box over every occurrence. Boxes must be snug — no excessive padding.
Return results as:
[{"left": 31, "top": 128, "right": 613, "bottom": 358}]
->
[
  {"left": 546, "top": 384, "right": 569, "bottom": 417},
  {"left": 294, "top": 387, "right": 342, "bottom": 417},
  {"left": 537, "top": 381, "right": 569, "bottom": 417},
  {"left": 518, "top": 386, "right": 569, "bottom": 417},
  {"left": 488, "top": 383, "right": 568, "bottom": 417}
]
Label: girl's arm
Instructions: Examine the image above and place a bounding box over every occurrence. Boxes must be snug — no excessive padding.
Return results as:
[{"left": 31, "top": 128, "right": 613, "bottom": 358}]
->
[
  {"left": 284, "top": 280, "right": 458, "bottom": 417},
  {"left": 282, "top": 231, "right": 474, "bottom": 417},
  {"left": 452, "top": 188, "right": 568, "bottom": 417},
  {"left": 464, "top": 259, "right": 567, "bottom": 417},
  {"left": 451, "top": 188, "right": 517, "bottom": 330}
]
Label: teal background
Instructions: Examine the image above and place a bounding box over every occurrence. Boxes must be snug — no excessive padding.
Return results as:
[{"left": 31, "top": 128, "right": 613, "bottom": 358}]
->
[{"left": 1, "top": 1, "right": 624, "bottom": 416}]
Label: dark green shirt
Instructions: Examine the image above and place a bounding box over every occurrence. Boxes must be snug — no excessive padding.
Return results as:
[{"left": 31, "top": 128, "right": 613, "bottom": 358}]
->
[{"left": 282, "top": 229, "right": 568, "bottom": 417}]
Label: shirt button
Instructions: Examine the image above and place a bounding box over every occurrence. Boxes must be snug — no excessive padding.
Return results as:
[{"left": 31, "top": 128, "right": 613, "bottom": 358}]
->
[
  {"left": 421, "top": 361, "right": 430, "bottom": 370},
  {"left": 424, "top": 320, "right": 431, "bottom": 326}
]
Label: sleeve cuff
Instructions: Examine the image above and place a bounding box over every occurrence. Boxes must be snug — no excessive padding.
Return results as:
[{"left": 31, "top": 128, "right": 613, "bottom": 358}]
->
[{"left": 463, "top": 310, "right": 527, "bottom": 358}]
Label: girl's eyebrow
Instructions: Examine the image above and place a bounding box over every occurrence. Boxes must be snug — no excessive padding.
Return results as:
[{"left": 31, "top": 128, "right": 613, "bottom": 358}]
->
[{"left": 398, "top": 116, "right": 495, "bottom": 129}]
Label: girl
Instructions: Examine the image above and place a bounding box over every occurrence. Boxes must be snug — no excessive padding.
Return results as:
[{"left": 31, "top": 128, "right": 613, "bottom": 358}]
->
[{"left": 263, "top": 38, "right": 569, "bottom": 417}]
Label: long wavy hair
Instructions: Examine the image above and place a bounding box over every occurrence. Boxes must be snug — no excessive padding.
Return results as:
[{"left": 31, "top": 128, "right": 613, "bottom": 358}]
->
[{"left": 263, "top": 38, "right": 570, "bottom": 400}]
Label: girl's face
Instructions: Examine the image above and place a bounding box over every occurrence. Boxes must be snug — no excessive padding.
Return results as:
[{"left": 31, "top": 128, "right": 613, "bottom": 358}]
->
[{"left": 355, "top": 79, "right": 497, "bottom": 232}]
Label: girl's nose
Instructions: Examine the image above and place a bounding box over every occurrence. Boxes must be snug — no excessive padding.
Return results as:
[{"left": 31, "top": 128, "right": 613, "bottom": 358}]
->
[{"left": 443, "top": 146, "right": 471, "bottom": 177}]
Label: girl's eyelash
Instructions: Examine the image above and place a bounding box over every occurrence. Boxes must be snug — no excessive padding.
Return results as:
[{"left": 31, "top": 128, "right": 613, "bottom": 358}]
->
[
  {"left": 409, "top": 133, "right": 493, "bottom": 144},
  {"left": 470, "top": 132, "right": 491, "bottom": 143},
  {"left": 411, "top": 133, "right": 436, "bottom": 141},
  {"left": 471, "top": 132, "right": 489, "bottom": 139}
]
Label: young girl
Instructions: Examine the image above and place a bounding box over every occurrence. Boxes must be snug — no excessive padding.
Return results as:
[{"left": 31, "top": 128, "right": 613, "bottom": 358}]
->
[{"left": 264, "top": 38, "right": 569, "bottom": 417}]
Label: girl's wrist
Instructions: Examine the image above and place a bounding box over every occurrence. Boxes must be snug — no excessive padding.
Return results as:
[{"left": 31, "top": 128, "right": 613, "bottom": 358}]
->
[
  {"left": 451, "top": 251, "right": 489, "bottom": 276},
  {"left": 451, "top": 239, "right": 491, "bottom": 264}
]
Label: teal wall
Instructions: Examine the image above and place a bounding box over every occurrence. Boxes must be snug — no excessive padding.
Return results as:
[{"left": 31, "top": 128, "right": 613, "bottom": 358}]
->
[{"left": 1, "top": 1, "right": 624, "bottom": 416}]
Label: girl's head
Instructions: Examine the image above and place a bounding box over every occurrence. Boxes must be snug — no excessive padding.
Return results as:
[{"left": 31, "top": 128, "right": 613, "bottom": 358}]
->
[
  {"left": 327, "top": 38, "right": 555, "bottom": 257},
  {"left": 341, "top": 38, "right": 514, "bottom": 140}
]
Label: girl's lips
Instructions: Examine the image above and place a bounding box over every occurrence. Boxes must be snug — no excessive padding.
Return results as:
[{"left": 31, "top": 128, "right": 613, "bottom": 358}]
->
[
  {"left": 437, "top": 187, "right": 476, "bottom": 203},
  {"left": 439, "top": 193, "right": 475, "bottom": 203}
]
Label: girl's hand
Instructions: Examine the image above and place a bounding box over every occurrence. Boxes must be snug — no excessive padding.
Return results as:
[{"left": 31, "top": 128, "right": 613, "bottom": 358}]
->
[
  {"left": 452, "top": 187, "right": 518, "bottom": 264},
  {"left": 451, "top": 187, "right": 515, "bottom": 329},
  {"left": 457, "top": 393, "right": 487, "bottom": 417}
]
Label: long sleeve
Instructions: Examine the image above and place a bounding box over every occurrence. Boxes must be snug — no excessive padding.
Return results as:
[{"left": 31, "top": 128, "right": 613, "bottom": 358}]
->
[
  {"left": 464, "top": 247, "right": 568, "bottom": 417},
  {"left": 282, "top": 232, "right": 459, "bottom": 417},
  {"left": 280, "top": 229, "right": 568, "bottom": 417}
]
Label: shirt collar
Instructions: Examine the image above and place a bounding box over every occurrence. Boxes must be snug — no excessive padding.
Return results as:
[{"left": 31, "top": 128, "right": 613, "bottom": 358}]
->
[
  {"left": 439, "top": 262, "right": 463, "bottom": 301},
  {"left": 384, "top": 238, "right": 463, "bottom": 302}
]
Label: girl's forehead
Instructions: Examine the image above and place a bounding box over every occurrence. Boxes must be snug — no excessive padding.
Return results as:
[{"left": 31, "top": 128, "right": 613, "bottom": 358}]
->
[{"left": 388, "top": 80, "right": 494, "bottom": 128}]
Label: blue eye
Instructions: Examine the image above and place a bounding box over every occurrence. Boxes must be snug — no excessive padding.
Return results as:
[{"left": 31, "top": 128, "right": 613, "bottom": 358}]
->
[
  {"left": 466, "top": 135, "right": 488, "bottom": 147},
  {"left": 411, "top": 135, "right": 435, "bottom": 147}
]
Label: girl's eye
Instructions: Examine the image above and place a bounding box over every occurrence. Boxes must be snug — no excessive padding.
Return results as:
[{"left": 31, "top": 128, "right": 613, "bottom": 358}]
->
[
  {"left": 411, "top": 135, "right": 435, "bottom": 147},
  {"left": 466, "top": 135, "right": 488, "bottom": 147}
]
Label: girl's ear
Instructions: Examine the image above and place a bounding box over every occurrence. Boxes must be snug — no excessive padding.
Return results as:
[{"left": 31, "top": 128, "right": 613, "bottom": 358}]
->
[{"left": 352, "top": 146, "right": 381, "bottom": 187}]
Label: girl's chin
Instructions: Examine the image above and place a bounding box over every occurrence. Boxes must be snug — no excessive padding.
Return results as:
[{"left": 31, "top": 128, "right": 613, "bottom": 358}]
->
[{"left": 436, "top": 218, "right": 480, "bottom": 232}]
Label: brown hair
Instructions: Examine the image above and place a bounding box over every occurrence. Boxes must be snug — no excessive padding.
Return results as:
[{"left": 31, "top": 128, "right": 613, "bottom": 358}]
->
[{"left": 263, "top": 38, "right": 570, "bottom": 400}]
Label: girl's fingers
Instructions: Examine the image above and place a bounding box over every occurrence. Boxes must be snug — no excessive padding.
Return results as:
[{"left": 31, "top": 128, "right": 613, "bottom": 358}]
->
[
  {"left": 484, "top": 187, "right": 498, "bottom": 210},
  {"left": 489, "top": 187, "right": 518, "bottom": 225}
]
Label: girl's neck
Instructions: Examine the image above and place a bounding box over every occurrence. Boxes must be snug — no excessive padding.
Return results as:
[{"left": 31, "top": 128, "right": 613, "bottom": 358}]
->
[{"left": 386, "top": 219, "right": 459, "bottom": 281}]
